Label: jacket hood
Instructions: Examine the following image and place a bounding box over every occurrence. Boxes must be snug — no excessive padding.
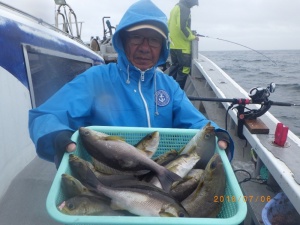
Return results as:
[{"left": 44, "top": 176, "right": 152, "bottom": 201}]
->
[{"left": 112, "top": 0, "right": 169, "bottom": 70}]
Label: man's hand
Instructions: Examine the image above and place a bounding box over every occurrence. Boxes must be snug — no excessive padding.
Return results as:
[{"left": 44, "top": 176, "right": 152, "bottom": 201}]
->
[
  {"left": 66, "top": 143, "right": 77, "bottom": 152},
  {"left": 54, "top": 130, "right": 76, "bottom": 168},
  {"left": 217, "top": 140, "right": 228, "bottom": 150}
]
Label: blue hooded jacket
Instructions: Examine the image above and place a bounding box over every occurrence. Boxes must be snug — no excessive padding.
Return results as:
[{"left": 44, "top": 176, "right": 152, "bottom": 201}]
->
[{"left": 28, "top": 0, "right": 234, "bottom": 162}]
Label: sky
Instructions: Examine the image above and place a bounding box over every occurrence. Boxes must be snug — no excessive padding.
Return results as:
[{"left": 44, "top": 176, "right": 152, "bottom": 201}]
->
[{"left": 1, "top": 0, "right": 300, "bottom": 51}]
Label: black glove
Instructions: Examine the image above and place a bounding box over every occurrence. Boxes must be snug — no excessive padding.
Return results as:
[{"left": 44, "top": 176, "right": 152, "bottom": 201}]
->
[{"left": 53, "top": 130, "right": 74, "bottom": 168}]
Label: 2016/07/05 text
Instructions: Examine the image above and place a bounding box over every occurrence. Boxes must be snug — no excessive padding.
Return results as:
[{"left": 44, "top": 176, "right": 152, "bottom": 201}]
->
[{"left": 214, "top": 195, "right": 271, "bottom": 203}]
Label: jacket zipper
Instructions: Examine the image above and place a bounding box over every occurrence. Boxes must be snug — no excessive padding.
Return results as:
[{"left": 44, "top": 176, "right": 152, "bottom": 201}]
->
[{"left": 138, "top": 71, "right": 151, "bottom": 127}]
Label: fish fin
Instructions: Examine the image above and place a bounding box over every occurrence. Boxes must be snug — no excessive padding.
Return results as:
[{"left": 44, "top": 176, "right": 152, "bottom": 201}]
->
[
  {"left": 144, "top": 150, "right": 154, "bottom": 158},
  {"left": 177, "top": 145, "right": 186, "bottom": 154},
  {"left": 158, "top": 169, "right": 182, "bottom": 192},
  {"left": 159, "top": 212, "right": 176, "bottom": 217},
  {"left": 103, "top": 136, "right": 125, "bottom": 141}
]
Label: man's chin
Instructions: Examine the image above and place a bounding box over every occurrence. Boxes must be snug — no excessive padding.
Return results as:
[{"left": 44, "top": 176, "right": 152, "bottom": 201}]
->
[{"left": 133, "top": 61, "right": 154, "bottom": 71}]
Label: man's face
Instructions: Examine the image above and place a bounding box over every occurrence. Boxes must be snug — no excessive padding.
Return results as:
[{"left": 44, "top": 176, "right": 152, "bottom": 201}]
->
[{"left": 125, "top": 28, "right": 163, "bottom": 71}]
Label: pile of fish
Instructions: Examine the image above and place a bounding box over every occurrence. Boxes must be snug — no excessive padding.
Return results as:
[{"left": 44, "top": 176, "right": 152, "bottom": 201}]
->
[{"left": 57, "top": 122, "right": 227, "bottom": 218}]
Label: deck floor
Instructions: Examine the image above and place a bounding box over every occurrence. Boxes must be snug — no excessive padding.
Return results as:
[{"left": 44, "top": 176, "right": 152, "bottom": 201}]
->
[{"left": 0, "top": 157, "right": 60, "bottom": 225}]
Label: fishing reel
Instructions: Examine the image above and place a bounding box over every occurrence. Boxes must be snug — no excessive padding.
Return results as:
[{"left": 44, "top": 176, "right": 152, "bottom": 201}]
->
[
  {"left": 249, "top": 83, "right": 275, "bottom": 104},
  {"left": 235, "top": 83, "right": 276, "bottom": 139},
  {"left": 237, "top": 83, "right": 276, "bottom": 120},
  {"left": 188, "top": 82, "right": 298, "bottom": 139}
]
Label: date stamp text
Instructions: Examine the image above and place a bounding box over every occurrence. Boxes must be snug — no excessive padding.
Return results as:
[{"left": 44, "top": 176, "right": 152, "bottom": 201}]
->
[{"left": 214, "top": 195, "right": 271, "bottom": 203}]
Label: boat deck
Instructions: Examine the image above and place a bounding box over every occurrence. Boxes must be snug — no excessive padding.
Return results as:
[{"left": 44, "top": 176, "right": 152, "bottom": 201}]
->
[{"left": 0, "top": 157, "right": 59, "bottom": 225}]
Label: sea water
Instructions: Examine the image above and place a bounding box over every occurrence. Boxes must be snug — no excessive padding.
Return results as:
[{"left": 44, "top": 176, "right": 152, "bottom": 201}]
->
[{"left": 200, "top": 50, "right": 300, "bottom": 136}]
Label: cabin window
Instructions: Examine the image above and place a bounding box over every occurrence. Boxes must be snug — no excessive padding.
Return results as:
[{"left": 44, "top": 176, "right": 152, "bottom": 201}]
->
[{"left": 23, "top": 45, "right": 95, "bottom": 108}]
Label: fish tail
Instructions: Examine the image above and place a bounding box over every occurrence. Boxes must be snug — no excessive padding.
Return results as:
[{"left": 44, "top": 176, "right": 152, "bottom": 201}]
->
[{"left": 158, "top": 169, "right": 182, "bottom": 191}]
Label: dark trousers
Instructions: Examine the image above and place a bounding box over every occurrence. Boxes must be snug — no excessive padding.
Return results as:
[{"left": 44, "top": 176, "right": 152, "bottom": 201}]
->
[{"left": 169, "top": 49, "right": 191, "bottom": 89}]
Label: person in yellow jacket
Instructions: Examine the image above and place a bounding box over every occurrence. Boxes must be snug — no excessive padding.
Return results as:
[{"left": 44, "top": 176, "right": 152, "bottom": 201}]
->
[{"left": 168, "top": 0, "right": 199, "bottom": 89}]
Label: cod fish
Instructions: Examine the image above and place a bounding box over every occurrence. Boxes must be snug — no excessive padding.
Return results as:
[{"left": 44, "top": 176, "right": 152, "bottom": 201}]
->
[
  {"left": 181, "top": 153, "right": 226, "bottom": 218},
  {"left": 134, "top": 131, "right": 160, "bottom": 158},
  {"left": 57, "top": 195, "right": 128, "bottom": 216},
  {"left": 79, "top": 127, "right": 181, "bottom": 191},
  {"left": 84, "top": 166, "right": 189, "bottom": 217},
  {"left": 179, "top": 122, "right": 216, "bottom": 169}
]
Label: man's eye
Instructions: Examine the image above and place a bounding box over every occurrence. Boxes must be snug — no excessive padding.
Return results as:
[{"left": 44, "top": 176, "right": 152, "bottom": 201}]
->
[{"left": 149, "top": 38, "right": 160, "bottom": 43}]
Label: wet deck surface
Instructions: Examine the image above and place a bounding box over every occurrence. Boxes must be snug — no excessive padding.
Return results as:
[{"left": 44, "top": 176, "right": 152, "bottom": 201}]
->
[{"left": 0, "top": 157, "right": 60, "bottom": 225}]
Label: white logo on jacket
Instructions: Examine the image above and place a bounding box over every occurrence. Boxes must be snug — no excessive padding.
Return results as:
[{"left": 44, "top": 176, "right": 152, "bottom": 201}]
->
[{"left": 155, "top": 90, "right": 170, "bottom": 106}]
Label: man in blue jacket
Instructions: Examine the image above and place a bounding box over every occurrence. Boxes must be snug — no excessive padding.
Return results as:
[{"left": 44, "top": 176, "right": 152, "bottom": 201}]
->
[{"left": 29, "top": 0, "right": 233, "bottom": 167}]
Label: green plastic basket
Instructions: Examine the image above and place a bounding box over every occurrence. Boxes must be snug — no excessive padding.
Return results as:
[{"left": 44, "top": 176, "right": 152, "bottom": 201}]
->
[{"left": 46, "top": 126, "right": 247, "bottom": 225}]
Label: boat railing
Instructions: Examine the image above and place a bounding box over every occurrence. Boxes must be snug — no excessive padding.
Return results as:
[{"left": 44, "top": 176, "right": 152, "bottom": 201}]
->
[
  {"left": 0, "top": 1, "right": 84, "bottom": 45},
  {"left": 55, "top": 2, "right": 82, "bottom": 40}
]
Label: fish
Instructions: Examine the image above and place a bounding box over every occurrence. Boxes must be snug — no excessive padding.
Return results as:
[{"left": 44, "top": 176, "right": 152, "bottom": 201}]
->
[
  {"left": 82, "top": 129, "right": 159, "bottom": 157},
  {"left": 149, "top": 151, "right": 200, "bottom": 188},
  {"left": 61, "top": 173, "right": 94, "bottom": 198},
  {"left": 84, "top": 166, "right": 189, "bottom": 217},
  {"left": 69, "top": 154, "right": 137, "bottom": 187},
  {"left": 170, "top": 169, "right": 204, "bottom": 202},
  {"left": 79, "top": 127, "right": 181, "bottom": 191},
  {"left": 164, "top": 151, "right": 201, "bottom": 178},
  {"left": 153, "top": 149, "right": 179, "bottom": 166},
  {"left": 92, "top": 131, "right": 160, "bottom": 173},
  {"left": 92, "top": 157, "right": 149, "bottom": 176},
  {"left": 57, "top": 195, "right": 128, "bottom": 216},
  {"left": 134, "top": 131, "right": 160, "bottom": 158},
  {"left": 91, "top": 131, "right": 159, "bottom": 175},
  {"left": 69, "top": 154, "right": 100, "bottom": 181},
  {"left": 179, "top": 122, "right": 216, "bottom": 169},
  {"left": 181, "top": 153, "right": 226, "bottom": 218}
]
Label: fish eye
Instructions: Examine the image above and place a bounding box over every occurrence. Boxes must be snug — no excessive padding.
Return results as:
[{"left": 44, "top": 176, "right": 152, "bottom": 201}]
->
[
  {"left": 178, "top": 211, "right": 186, "bottom": 217},
  {"left": 210, "top": 160, "right": 217, "bottom": 169},
  {"left": 67, "top": 202, "right": 75, "bottom": 210},
  {"left": 205, "top": 134, "right": 211, "bottom": 139}
]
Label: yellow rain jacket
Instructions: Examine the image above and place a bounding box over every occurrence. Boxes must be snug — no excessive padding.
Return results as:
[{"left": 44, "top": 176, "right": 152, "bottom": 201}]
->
[{"left": 168, "top": 0, "right": 198, "bottom": 54}]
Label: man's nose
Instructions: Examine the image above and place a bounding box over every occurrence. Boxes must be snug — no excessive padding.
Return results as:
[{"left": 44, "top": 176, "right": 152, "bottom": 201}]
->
[{"left": 139, "top": 38, "right": 151, "bottom": 49}]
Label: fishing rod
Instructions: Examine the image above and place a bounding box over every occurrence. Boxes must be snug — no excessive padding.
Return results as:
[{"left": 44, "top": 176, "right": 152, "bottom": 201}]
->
[
  {"left": 187, "top": 97, "right": 300, "bottom": 107},
  {"left": 188, "top": 83, "right": 300, "bottom": 139},
  {"left": 196, "top": 33, "right": 278, "bottom": 66}
]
